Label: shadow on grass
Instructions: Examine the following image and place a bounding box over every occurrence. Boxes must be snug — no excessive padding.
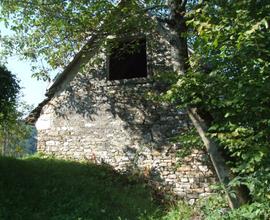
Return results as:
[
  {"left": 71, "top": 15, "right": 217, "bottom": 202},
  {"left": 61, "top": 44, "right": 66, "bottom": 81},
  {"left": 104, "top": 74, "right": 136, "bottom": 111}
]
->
[{"left": 0, "top": 157, "right": 165, "bottom": 220}]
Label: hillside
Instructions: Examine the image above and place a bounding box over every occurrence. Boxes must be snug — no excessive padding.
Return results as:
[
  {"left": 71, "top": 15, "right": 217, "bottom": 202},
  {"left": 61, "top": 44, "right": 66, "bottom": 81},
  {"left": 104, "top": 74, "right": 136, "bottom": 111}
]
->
[{"left": 0, "top": 156, "right": 167, "bottom": 220}]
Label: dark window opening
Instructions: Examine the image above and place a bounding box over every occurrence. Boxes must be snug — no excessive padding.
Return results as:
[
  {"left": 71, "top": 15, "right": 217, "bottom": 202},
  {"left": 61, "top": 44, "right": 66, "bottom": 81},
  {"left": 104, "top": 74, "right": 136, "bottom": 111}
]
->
[{"left": 108, "top": 38, "right": 147, "bottom": 80}]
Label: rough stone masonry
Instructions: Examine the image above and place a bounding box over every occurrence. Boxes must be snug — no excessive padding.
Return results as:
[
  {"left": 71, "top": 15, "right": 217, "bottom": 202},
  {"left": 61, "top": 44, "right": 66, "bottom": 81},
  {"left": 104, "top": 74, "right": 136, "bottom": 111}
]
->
[{"left": 32, "top": 32, "right": 217, "bottom": 204}]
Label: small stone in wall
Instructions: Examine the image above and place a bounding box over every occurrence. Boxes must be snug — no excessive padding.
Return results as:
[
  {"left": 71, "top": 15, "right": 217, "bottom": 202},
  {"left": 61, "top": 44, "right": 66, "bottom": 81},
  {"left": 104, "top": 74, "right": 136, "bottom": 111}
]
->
[
  {"left": 188, "top": 199, "right": 195, "bottom": 205},
  {"left": 198, "top": 165, "right": 209, "bottom": 172},
  {"left": 46, "top": 141, "right": 55, "bottom": 145},
  {"left": 180, "top": 177, "right": 189, "bottom": 183}
]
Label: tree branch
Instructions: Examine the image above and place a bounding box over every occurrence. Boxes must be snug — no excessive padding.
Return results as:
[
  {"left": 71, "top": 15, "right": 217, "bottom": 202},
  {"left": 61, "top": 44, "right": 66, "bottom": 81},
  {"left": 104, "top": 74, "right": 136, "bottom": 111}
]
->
[
  {"left": 181, "top": 0, "right": 188, "bottom": 9},
  {"left": 156, "top": 17, "right": 174, "bottom": 25},
  {"left": 144, "top": 4, "right": 169, "bottom": 12}
]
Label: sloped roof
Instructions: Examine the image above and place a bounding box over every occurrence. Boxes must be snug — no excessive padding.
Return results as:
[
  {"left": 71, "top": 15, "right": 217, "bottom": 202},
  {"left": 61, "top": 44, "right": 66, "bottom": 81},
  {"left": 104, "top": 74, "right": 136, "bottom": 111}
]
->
[
  {"left": 25, "top": 97, "right": 51, "bottom": 125},
  {"left": 25, "top": 33, "right": 102, "bottom": 125}
]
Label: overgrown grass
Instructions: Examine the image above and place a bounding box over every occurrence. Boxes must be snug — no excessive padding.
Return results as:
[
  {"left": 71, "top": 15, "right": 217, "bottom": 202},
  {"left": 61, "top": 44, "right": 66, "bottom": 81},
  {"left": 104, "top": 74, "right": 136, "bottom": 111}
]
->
[{"left": 0, "top": 156, "right": 169, "bottom": 220}]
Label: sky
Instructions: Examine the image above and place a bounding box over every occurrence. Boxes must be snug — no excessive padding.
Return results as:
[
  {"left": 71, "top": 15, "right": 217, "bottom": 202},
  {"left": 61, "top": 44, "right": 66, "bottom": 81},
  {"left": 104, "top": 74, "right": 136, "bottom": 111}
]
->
[
  {"left": 5, "top": 56, "right": 49, "bottom": 107},
  {"left": 0, "top": 23, "right": 53, "bottom": 108}
]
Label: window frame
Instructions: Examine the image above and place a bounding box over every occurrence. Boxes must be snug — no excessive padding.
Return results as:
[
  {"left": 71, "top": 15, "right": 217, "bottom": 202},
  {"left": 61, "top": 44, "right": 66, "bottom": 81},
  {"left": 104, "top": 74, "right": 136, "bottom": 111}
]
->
[{"left": 106, "top": 35, "right": 148, "bottom": 82}]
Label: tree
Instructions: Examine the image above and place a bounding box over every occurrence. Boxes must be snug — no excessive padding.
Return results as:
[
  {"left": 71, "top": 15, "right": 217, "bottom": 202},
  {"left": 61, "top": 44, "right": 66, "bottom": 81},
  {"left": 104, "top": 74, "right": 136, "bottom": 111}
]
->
[
  {"left": 164, "top": 0, "right": 270, "bottom": 214},
  {"left": 0, "top": 66, "right": 33, "bottom": 157},
  {"left": 1, "top": 0, "right": 269, "bottom": 212},
  {"left": 0, "top": 65, "right": 20, "bottom": 155},
  {"left": 182, "top": 0, "right": 270, "bottom": 212},
  {"left": 0, "top": 66, "right": 19, "bottom": 117}
]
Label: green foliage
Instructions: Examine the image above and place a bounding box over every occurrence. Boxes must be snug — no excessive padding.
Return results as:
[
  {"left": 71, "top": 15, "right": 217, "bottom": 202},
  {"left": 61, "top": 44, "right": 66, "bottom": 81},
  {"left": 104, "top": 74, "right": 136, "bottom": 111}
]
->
[
  {"left": 0, "top": 65, "right": 20, "bottom": 120},
  {"left": 160, "top": 201, "right": 194, "bottom": 220},
  {"left": 0, "top": 65, "right": 33, "bottom": 157},
  {"left": 197, "top": 193, "right": 270, "bottom": 220},
  {"left": 197, "top": 193, "right": 229, "bottom": 220},
  {"left": 225, "top": 202, "right": 270, "bottom": 220},
  {"left": 0, "top": 65, "right": 25, "bottom": 156},
  {"left": 1, "top": 116, "right": 34, "bottom": 157},
  {"left": 164, "top": 0, "right": 270, "bottom": 216},
  {"left": 0, "top": 1, "right": 111, "bottom": 79},
  {"left": 0, "top": 0, "right": 156, "bottom": 79},
  {"left": 170, "top": 127, "right": 204, "bottom": 164}
]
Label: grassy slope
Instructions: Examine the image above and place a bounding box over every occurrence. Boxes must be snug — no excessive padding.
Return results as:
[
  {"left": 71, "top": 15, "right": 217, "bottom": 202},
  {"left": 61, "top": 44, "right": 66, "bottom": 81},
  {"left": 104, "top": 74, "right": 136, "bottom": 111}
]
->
[{"left": 0, "top": 156, "right": 165, "bottom": 220}]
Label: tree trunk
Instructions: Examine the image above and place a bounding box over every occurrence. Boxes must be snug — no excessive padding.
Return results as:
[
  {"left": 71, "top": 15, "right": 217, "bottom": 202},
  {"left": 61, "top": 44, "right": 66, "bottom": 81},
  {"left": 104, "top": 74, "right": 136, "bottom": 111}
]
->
[
  {"left": 187, "top": 108, "right": 241, "bottom": 208},
  {"left": 166, "top": 0, "right": 241, "bottom": 209}
]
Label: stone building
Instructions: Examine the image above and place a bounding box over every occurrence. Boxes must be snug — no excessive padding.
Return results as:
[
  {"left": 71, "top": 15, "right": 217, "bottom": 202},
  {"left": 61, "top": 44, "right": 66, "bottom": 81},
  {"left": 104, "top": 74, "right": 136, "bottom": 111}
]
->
[{"left": 27, "top": 27, "right": 216, "bottom": 203}]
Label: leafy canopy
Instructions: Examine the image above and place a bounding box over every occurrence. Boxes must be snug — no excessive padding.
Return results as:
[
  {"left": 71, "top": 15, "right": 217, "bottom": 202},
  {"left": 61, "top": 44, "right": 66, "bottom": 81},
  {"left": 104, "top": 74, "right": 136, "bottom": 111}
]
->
[
  {"left": 165, "top": 0, "right": 270, "bottom": 214},
  {"left": 0, "top": 65, "right": 20, "bottom": 122},
  {"left": 0, "top": 0, "right": 166, "bottom": 80}
]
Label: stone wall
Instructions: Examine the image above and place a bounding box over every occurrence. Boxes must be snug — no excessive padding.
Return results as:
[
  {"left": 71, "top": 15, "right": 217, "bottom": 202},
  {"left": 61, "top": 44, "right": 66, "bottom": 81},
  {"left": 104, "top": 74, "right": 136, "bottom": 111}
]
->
[{"left": 36, "top": 33, "right": 217, "bottom": 203}]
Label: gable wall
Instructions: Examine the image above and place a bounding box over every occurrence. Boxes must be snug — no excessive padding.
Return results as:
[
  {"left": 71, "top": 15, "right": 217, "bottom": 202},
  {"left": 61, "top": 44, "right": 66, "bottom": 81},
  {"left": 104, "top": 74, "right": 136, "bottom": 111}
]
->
[{"left": 36, "top": 33, "right": 216, "bottom": 204}]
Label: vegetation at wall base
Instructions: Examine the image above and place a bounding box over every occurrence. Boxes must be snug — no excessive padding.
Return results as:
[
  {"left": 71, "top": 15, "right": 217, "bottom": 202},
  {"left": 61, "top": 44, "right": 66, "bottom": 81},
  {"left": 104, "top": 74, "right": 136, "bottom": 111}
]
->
[
  {"left": 1, "top": 156, "right": 269, "bottom": 219},
  {"left": 164, "top": 0, "right": 270, "bottom": 214}
]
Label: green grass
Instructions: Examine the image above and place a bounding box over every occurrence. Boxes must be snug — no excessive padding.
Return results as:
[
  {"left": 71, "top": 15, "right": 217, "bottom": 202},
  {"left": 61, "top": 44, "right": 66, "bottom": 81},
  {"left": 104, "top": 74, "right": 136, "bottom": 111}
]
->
[{"left": 0, "top": 156, "right": 167, "bottom": 220}]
